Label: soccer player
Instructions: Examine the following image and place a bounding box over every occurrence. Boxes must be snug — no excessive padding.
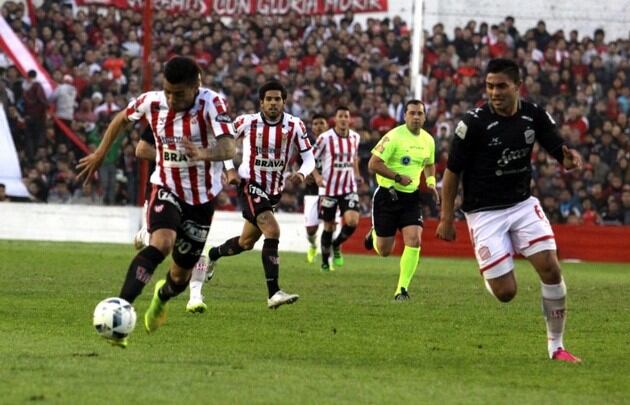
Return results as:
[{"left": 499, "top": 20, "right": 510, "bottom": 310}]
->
[
  {"left": 436, "top": 58, "right": 583, "bottom": 363},
  {"left": 133, "top": 126, "right": 222, "bottom": 314},
  {"left": 312, "top": 106, "right": 364, "bottom": 271},
  {"left": 303, "top": 114, "right": 329, "bottom": 263},
  {"left": 202, "top": 80, "right": 315, "bottom": 309},
  {"left": 363, "top": 100, "right": 438, "bottom": 300},
  {"left": 77, "top": 56, "right": 236, "bottom": 347}
]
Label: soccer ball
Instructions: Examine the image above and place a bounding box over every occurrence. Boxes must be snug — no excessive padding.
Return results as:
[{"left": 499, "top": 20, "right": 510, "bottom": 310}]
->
[{"left": 92, "top": 297, "right": 137, "bottom": 339}]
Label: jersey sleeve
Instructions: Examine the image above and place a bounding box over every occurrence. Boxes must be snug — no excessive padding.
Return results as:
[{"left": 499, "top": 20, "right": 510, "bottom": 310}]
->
[
  {"left": 447, "top": 111, "right": 479, "bottom": 174},
  {"left": 313, "top": 133, "right": 326, "bottom": 159},
  {"left": 206, "top": 96, "right": 236, "bottom": 139},
  {"left": 534, "top": 107, "right": 565, "bottom": 163},
  {"left": 293, "top": 119, "right": 312, "bottom": 152},
  {"left": 233, "top": 115, "right": 247, "bottom": 140},
  {"left": 125, "top": 93, "right": 151, "bottom": 122},
  {"left": 371, "top": 132, "right": 395, "bottom": 161}
]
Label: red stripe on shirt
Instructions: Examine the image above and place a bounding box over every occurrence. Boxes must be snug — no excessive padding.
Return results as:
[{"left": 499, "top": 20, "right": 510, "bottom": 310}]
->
[
  {"left": 260, "top": 123, "right": 270, "bottom": 192},
  {"left": 197, "top": 99, "right": 213, "bottom": 199},
  {"left": 249, "top": 119, "right": 257, "bottom": 182},
  {"left": 164, "top": 110, "right": 184, "bottom": 199},
  {"left": 182, "top": 111, "right": 200, "bottom": 205},
  {"left": 150, "top": 101, "right": 166, "bottom": 187}
]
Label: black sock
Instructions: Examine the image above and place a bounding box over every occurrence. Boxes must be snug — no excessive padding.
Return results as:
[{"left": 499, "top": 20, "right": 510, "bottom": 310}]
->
[
  {"left": 209, "top": 236, "right": 244, "bottom": 261},
  {"left": 332, "top": 225, "right": 356, "bottom": 248},
  {"left": 321, "top": 230, "right": 333, "bottom": 265},
  {"left": 158, "top": 271, "right": 189, "bottom": 301},
  {"left": 261, "top": 238, "right": 280, "bottom": 298},
  {"left": 119, "top": 246, "right": 165, "bottom": 303}
]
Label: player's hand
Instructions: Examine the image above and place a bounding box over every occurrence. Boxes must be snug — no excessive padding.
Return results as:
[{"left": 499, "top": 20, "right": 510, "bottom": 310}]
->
[
  {"left": 429, "top": 186, "right": 440, "bottom": 205},
  {"left": 305, "top": 174, "right": 316, "bottom": 186},
  {"left": 226, "top": 169, "right": 240, "bottom": 185},
  {"left": 76, "top": 152, "right": 104, "bottom": 186},
  {"left": 562, "top": 145, "right": 583, "bottom": 171},
  {"left": 356, "top": 176, "right": 365, "bottom": 187},
  {"left": 182, "top": 138, "right": 206, "bottom": 161},
  {"left": 314, "top": 175, "right": 325, "bottom": 187},
  {"left": 287, "top": 172, "right": 305, "bottom": 186},
  {"left": 436, "top": 220, "right": 456, "bottom": 241},
  {"left": 398, "top": 175, "right": 412, "bottom": 186}
]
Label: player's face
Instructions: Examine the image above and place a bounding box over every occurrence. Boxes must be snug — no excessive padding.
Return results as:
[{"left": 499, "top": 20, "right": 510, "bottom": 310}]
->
[
  {"left": 163, "top": 79, "right": 199, "bottom": 112},
  {"left": 335, "top": 110, "right": 351, "bottom": 132},
  {"left": 404, "top": 103, "right": 426, "bottom": 133},
  {"left": 260, "top": 90, "right": 285, "bottom": 120},
  {"left": 311, "top": 118, "right": 328, "bottom": 136},
  {"left": 486, "top": 72, "right": 519, "bottom": 114}
]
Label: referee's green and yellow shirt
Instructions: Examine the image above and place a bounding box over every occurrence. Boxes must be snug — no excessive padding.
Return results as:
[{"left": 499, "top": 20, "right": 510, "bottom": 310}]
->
[{"left": 371, "top": 124, "right": 435, "bottom": 193}]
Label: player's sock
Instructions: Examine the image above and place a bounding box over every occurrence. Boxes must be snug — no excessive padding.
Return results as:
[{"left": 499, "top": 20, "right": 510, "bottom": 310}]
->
[
  {"left": 261, "top": 238, "right": 280, "bottom": 298},
  {"left": 119, "top": 246, "right": 165, "bottom": 303},
  {"left": 158, "top": 271, "right": 189, "bottom": 301},
  {"left": 307, "top": 233, "right": 317, "bottom": 248},
  {"left": 320, "top": 230, "right": 333, "bottom": 265},
  {"left": 189, "top": 259, "right": 207, "bottom": 300},
  {"left": 541, "top": 279, "right": 567, "bottom": 358},
  {"left": 395, "top": 246, "right": 421, "bottom": 294},
  {"left": 209, "top": 236, "right": 244, "bottom": 261},
  {"left": 332, "top": 225, "right": 356, "bottom": 248}
]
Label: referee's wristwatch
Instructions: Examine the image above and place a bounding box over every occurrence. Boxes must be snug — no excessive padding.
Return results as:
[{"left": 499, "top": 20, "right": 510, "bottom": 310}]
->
[{"left": 394, "top": 174, "right": 402, "bottom": 183}]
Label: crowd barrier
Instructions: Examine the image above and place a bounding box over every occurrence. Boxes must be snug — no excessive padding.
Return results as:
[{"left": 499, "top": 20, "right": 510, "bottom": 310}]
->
[{"left": 0, "top": 203, "right": 628, "bottom": 263}]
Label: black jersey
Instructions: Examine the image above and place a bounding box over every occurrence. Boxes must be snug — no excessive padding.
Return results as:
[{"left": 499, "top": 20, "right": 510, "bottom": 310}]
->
[{"left": 447, "top": 100, "right": 565, "bottom": 213}]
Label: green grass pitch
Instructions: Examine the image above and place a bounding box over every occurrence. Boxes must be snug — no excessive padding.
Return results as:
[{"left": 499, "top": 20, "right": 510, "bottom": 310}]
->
[{"left": 0, "top": 240, "right": 628, "bottom": 404}]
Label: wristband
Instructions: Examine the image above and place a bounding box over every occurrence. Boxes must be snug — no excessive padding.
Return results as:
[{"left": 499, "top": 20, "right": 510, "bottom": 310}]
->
[
  {"left": 426, "top": 176, "right": 436, "bottom": 187},
  {"left": 394, "top": 174, "right": 402, "bottom": 183}
]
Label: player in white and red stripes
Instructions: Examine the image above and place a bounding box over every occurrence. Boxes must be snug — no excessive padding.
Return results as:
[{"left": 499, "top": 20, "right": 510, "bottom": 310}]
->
[
  {"left": 207, "top": 80, "right": 316, "bottom": 309},
  {"left": 312, "top": 106, "right": 364, "bottom": 271},
  {"left": 78, "top": 56, "right": 236, "bottom": 346}
]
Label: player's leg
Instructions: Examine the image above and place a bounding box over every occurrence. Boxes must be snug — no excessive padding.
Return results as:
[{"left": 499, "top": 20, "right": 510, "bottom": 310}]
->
[
  {"left": 512, "top": 197, "right": 580, "bottom": 362},
  {"left": 394, "top": 224, "right": 422, "bottom": 300},
  {"left": 319, "top": 196, "right": 338, "bottom": 271},
  {"left": 366, "top": 187, "right": 397, "bottom": 256},
  {"left": 331, "top": 193, "right": 360, "bottom": 267},
  {"left": 303, "top": 195, "right": 320, "bottom": 263},
  {"left": 133, "top": 200, "right": 151, "bottom": 249},
  {"left": 187, "top": 229, "right": 215, "bottom": 314}
]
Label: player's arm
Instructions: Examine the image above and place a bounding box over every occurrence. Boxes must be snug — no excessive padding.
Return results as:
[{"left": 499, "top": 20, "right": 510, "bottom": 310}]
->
[
  {"left": 77, "top": 110, "right": 131, "bottom": 184},
  {"left": 135, "top": 139, "right": 156, "bottom": 161},
  {"left": 353, "top": 139, "right": 364, "bottom": 186},
  {"left": 423, "top": 164, "right": 439, "bottom": 204},
  {"left": 287, "top": 119, "right": 316, "bottom": 185},
  {"left": 436, "top": 168, "right": 459, "bottom": 241},
  {"left": 536, "top": 109, "right": 583, "bottom": 171}
]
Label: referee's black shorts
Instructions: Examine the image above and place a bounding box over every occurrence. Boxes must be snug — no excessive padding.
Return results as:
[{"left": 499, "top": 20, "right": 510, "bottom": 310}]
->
[{"left": 372, "top": 186, "right": 423, "bottom": 237}]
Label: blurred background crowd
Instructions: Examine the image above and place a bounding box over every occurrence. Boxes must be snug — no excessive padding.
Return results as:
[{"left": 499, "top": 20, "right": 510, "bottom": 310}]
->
[{"left": 0, "top": 0, "right": 628, "bottom": 225}]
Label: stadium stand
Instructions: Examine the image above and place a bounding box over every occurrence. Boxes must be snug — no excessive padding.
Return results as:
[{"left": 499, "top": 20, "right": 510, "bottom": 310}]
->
[{"left": 0, "top": 1, "right": 628, "bottom": 225}]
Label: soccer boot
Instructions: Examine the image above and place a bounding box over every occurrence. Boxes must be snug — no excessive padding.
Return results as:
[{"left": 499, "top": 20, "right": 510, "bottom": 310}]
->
[
  {"left": 144, "top": 279, "right": 167, "bottom": 333},
  {"left": 306, "top": 245, "right": 317, "bottom": 263},
  {"left": 185, "top": 297, "right": 207, "bottom": 314},
  {"left": 133, "top": 228, "right": 148, "bottom": 250},
  {"left": 332, "top": 246, "right": 344, "bottom": 267},
  {"left": 105, "top": 336, "right": 128, "bottom": 349},
  {"left": 363, "top": 227, "right": 374, "bottom": 250},
  {"left": 267, "top": 290, "right": 299, "bottom": 309},
  {"left": 320, "top": 263, "right": 332, "bottom": 272},
  {"left": 394, "top": 287, "right": 411, "bottom": 301},
  {"left": 551, "top": 348, "right": 582, "bottom": 363}
]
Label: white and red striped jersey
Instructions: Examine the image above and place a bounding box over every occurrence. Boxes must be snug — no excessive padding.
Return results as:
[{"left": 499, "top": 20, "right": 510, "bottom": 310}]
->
[
  {"left": 125, "top": 87, "right": 234, "bottom": 205},
  {"left": 232, "top": 112, "right": 312, "bottom": 196},
  {"left": 314, "top": 128, "right": 360, "bottom": 196}
]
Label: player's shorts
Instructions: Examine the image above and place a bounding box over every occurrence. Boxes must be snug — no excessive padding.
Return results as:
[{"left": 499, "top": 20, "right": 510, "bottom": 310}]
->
[
  {"left": 147, "top": 185, "right": 215, "bottom": 268},
  {"left": 303, "top": 195, "right": 320, "bottom": 227},
  {"left": 239, "top": 179, "right": 281, "bottom": 225},
  {"left": 371, "top": 187, "right": 423, "bottom": 237},
  {"left": 318, "top": 192, "right": 359, "bottom": 222},
  {"left": 464, "top": 196, "right": 557, "bottom": 280}
]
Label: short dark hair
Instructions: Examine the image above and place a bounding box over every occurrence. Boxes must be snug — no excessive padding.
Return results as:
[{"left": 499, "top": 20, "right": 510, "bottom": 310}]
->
[
  {"left": 258, "top": 80, "right": 287, "bottom": 101},
  {"left": 335, "top": 105, "right": 350, "bottom": 114},
  {"left": 404, "top": 99, "right": 425, "bottom": 113},
  {"left": 486, "top": 58, "right": 521, "bottom": 84},
  {"left": 27, "top": 70, "right": 36, "bottom": 78},
  {"left": 0, "top": 183, "right": 5, "bottom": 189},
  {"left": 312, "top": 113, "right": 327, "bottom": 121},
  {"left": 164, "top": 56, "right": 201, "bottom": 85}
]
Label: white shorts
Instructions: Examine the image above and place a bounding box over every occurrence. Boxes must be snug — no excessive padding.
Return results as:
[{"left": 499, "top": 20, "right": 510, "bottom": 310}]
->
[
  {"left": 464, "top": 196, "right": 556, "bottom": 280},
  {"left": 303, "top": 195, "right": 320, "bottom": 227}
]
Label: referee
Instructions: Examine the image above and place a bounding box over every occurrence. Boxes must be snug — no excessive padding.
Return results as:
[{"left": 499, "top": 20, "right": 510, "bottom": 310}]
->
[{"left": 365, "top": 100, "right": 439, "bottom": 300}]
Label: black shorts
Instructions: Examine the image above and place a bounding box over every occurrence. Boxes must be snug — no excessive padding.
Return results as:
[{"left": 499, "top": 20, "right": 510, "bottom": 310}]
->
[
  {"left": 147, "top": 186, "right": 214, "bottom": 267},
  {"left": 319, "top": 193, "right": 359, "bottom": 222},
  {"left": 239, "top": 180, "right": 281, "bottom": 225},
  {"left": 372, "top": 187, "right": 423, "bottom": 237}
]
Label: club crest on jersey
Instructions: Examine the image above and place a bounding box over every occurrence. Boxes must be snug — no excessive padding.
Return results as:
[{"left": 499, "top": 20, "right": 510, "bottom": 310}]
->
[
  {"left": 455, "top": 121, "right": 467, "bottom": 139},
  {"left": 477, "top": 246, "right": 491, "bottom": 261},
  {"left": 524, "top": 128, "right": 535, "bottom": 144},
  {"left": 401, "top": 156, "right": 411, "bottom": 165}
]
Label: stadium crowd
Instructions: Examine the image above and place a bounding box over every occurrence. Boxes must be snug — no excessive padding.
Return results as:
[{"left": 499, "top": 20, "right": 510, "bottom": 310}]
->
[{"left": 1, "top": 0, "right": 628, "bottom": 225}]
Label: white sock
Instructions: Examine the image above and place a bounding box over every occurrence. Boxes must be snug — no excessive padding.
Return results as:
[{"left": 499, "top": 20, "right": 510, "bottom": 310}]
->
[
  {"left": 541, "top": 279, "right": 567, "bottom": 358},
  {"left": 307, "top": 233, "right": 317, "bottom": 248},
  {"left": 189, "top": 258, "right": 208, "bottom": 301}
]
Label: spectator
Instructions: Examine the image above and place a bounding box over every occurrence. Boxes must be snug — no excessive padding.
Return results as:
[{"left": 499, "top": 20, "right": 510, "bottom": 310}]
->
[
  {"left": 47, "top": 176, "right": 72, "bottom": 204},
  {"left": 370, "top": 101, "right": 397, "bottom": 134},
  {"left": 22, "top": 69, "right": 48, "bottom": 159},
  {"left": 49, "top": 74, "right": 77, "bottom": 124},
  {"left": 71, "top": 181, "right": 102, "bottom": 205}
]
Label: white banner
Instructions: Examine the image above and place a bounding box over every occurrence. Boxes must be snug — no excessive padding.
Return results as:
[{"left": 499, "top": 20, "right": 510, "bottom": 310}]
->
[{"left": 0, "top": 104, "right": 29, "bottom": 198}]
